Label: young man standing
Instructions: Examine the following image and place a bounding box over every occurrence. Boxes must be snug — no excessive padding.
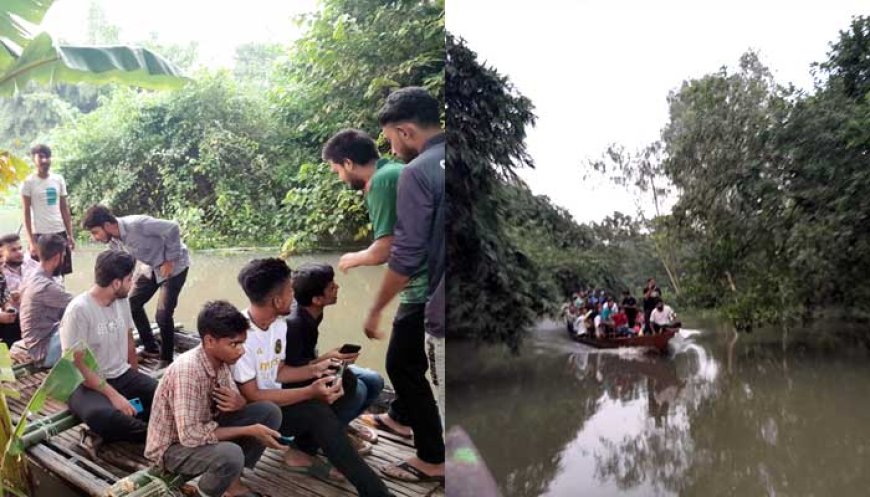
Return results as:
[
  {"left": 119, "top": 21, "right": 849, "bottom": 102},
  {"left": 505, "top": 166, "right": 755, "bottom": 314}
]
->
[
  {"left": 61, "top": 250, "right": 158, "bottom": 449},
  {"left": 10, "top": 234, "right": 72, "bottom": 367},
  {"left": 323, "top": 128, "right": 429, "bottom": 442},
  {"left": 82, "top": 205, "right": 190, "bottom": 365},
  {"left": 146, "top": 300, "right": 283, "bottom": 497},
  {"left": 21, "top": 144, "right": 74, "bottom": 275},
  {"left": 621, "top": 289, "right": 639, "bottom": 328},
  {"left": 285, "top": 262, "right": 384, "bottom": 448},
  {"left": 233, "top": 258, "right": 392, "bottom": 497},
  {"left": 364, "top": 87, "right": 445, "bottom": 483}
]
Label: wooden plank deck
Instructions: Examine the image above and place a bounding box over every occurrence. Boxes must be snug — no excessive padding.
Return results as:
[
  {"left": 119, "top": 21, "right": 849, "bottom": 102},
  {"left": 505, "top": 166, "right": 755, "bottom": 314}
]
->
[{"left": 10, "top": 347, "right": 443, "bottom": 496}]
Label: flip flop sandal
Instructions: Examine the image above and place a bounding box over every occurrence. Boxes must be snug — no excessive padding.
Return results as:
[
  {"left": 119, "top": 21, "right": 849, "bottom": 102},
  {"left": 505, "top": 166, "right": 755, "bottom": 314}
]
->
[
  {"left": 286, "top": 459, "right": 345, "bottom": 482},
  {"left": 380, "top": 461, "right": 445, "bottom": 484},
  {"left": 360, "top": 414, "right": 412, "bottom": 440}
]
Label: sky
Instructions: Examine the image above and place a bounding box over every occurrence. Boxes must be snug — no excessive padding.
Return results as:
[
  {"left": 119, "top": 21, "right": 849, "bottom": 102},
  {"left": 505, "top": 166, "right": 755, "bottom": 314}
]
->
[
  {"left": 40, "top": 0, "right": 319, "bottom": 68},
  {"left": 447, "top": 0, "right": 870, "bottom": 224}
]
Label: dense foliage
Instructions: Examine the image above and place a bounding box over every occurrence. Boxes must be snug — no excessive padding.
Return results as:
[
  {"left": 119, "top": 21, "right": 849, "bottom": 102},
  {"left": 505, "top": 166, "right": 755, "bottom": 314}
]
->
[{"left": 649, "top": 16, "right": 870, "bottom": 329}]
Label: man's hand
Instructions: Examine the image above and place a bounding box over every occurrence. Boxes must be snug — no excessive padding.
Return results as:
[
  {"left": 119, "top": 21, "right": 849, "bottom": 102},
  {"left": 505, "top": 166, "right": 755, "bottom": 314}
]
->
[
  {"left": 245, "top": 424, "right": 284, "bottom": 450},
  {"left": 323, "top": 347, "right": 359, "bottom": 364},
  {"left": 364, "top": 309, "right": 384, "bottom": 340},
  {"left": 160, "top": 260, "right": 175, "bottom": 279},
  {"left": 68, "top": 237, "right": 76, "bottom": 251},
  {"left": 308, "top": 358, "right": 340, "bottom": 379},
  {"left": 338, "top": 252, "right": 360, "bottom": 274},
  {"left": 213, "top": 385, "right": 246, "bottom": 413},
  {"left": 28, "top": 241, "right": 37, "bottom": 259},
  {"left": 108, "top": 391, "right": 136, "bottom": 417},
  {"left": 10, "top": 291, "right": 21, "bottom": 306},
  {"left": 308, "top": 376, "right": 344, "bottom": 404}
]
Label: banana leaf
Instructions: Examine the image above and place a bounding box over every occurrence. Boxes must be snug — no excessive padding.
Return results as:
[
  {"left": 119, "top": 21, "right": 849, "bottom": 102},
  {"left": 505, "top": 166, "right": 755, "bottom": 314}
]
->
[
  {"left": 0, "top": 32, "right": 189, "bottom": 96},
  {"left": 0, "top": 0, "right": 54, "bottom": 53},
  {"left": 0, "top": 344, "right": 29, "bottom": 496},
  {"left": 5, "top": 344, "right": 99, "bottom": 456}
]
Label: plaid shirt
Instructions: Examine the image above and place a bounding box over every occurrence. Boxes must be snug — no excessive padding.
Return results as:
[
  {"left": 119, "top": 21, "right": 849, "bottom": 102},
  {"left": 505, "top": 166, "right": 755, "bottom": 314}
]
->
[{"left": 145, "top": 346, "right": 238, "bottom": 465}]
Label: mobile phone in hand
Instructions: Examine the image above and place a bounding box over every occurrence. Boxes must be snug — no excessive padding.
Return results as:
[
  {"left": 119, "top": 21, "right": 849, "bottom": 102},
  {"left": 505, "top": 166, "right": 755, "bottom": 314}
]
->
[
  {"left": 339, "top": 343, "right": 361, "bottom": 354},
  {"left": 276, "top": 435, "right": 295, "bottom": 445},
  {"left": 130, "top": 397, "right": 143, "bottom": 414}
]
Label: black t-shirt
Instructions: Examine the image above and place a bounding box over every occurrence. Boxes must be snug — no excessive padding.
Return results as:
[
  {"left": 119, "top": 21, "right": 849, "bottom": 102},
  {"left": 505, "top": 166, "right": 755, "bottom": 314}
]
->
[
  {"left": 284, "top": 305, "right": 321, "bottom": 389},
  {"left": 621, "top": 295, "right": 638, "bottom": 315},
  {"left": 643, "top": 286, "right": 662, "bottom": 311}
]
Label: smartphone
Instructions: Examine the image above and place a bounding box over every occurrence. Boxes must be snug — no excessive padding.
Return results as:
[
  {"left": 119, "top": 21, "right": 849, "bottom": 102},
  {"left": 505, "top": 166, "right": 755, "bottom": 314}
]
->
[
  {"left": 276, "top": 435, "right": 295, "bottom": 445},
  {"left": 339, "top": 343, "right": 361, "bottom": 354},
  {"left": 130, "top": 397, "right": 143, "bottom": 414}
]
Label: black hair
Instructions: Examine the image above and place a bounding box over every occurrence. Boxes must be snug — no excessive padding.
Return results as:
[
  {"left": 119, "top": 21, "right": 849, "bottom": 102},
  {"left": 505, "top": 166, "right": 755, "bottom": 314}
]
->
[
  {"left": 237, "top": 258, "right": 293, "bottom": 305},
  {"left": 377, "top": 87, "right": 440, "bottom": 127},
  {"left": 94, "top": 250, "right": 136, "bottom": 287},
  {"left": 197, "top": 300, "right": 249, "bottom": 340},
  {"left": 0, "top": 233, "right": 20, "bottom": 248},
  {"left": 321, "top": 129, "right": 379, "bottom": 165},
  {"left": 30, "top": 144, "right": 51, "bottom": 157},
  {"left": 292, "top": 262, "right": 335, "bottom": 306},
  {"left": 37, "top": 234, "right": 66, "bottom": 261},
  {"left": 82, "top": 205, "right": 118, "bottom": 230}
]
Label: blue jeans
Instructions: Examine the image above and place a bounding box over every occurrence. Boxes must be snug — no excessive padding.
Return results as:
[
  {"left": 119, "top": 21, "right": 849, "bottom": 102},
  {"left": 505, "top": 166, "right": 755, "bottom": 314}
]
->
[
  {"left": 40, "top": 323, "right": 62, "bottom": 369},
  {"left": 332, "top": 366, "right": 384, "bottom": 425}
]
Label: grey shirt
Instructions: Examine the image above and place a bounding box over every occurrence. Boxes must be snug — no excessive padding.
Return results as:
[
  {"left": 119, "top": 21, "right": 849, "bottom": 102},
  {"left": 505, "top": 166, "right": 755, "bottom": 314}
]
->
[
  {"left": 389, "top": 133, "right": 445, "bottom": 337},
  {"left": 114, "top": 215, "right": 190, "bottom": 283},
  {"left": 12, "top": 268, "right": 73, "bottom": 362},
  {"left": 60, "top": 292, "right": 135, "bottom": 380}
]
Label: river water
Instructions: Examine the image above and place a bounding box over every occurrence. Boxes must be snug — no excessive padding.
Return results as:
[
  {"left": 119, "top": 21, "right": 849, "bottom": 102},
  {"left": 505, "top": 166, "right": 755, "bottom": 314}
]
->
[
  {"left": 447, "top": 316, "right": 870, "bottom": 496},
  {"left": 62, "top": 247, "right": 398, "bottom": 374}
]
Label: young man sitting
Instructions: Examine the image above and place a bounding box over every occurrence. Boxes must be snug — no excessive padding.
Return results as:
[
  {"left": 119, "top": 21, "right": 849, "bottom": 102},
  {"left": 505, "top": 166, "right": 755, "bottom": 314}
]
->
[
  {"left": 649, "top": 300, "right": 682, "bottom": 333},
  {"left": 146, "top": 300, "right": 283, "bottom": 497},
  {"left": 61, "top": 250, "right": 158, "bottom": 452},
  {"left": 285, "top": 262, "right": 384, "bottom": 452},
  {"left": 232, "top": 258, "right": 392, "bottom": 497},
  {"left": 10, "top": 234, "right": 71, "bottom": 367}
]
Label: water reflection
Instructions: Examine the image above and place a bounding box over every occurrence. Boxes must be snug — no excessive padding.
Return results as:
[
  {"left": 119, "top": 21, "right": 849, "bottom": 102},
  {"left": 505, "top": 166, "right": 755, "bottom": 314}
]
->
[{"left": 448, "top": 320, "right": 870, "bottom": 496}]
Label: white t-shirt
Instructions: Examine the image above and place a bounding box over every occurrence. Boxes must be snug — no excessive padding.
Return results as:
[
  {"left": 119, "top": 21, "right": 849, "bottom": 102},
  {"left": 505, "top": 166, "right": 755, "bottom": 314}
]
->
[
  {"left": 231, "top": 310, "right": 286, "bottom": 391},
  {"left": 60, "top": 293, "right": 135, "bottom": 380},
  {"left": 20, "top": 173, "right": 67, "bottom": 234},
  {"left": 650, "top": 305, "right": 676, "bottom": 325}
]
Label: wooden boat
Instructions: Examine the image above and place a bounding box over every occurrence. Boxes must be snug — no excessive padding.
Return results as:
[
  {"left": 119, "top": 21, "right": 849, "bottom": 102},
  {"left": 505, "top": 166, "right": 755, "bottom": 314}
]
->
[{"left": 567, "top": 321, "right": 677, "bottom": 353}]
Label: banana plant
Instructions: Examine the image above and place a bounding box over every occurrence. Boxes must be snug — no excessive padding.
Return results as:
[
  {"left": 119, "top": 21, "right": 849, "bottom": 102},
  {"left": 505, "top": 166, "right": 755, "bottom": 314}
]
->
[{"left": 1, "top": 0, "right": 189, "bottom": 191}]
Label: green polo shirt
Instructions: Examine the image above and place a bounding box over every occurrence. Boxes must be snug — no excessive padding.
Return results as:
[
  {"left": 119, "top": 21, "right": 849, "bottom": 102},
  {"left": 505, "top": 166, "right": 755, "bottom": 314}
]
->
[{"left": 366, "top": 158, "right": 428, "bottom": 304}]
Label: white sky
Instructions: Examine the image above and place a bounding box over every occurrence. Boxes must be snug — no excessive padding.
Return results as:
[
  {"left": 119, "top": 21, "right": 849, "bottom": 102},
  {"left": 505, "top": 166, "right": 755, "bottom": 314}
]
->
[
  {"left": 448, "top": 0, "right": 870, "bottom": 224},
  {"left": 40, "top": 0, "right": 319, "bottom": 68}
]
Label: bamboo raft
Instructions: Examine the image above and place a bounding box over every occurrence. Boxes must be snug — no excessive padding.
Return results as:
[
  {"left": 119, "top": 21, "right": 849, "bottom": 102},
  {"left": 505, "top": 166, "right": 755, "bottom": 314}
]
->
[{"left": 8, "top": 326, "right": 443, "bottom": 497}]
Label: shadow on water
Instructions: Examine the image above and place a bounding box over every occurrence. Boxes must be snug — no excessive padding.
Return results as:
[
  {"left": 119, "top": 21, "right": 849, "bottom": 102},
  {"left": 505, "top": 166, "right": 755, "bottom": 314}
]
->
[{"left": 448, "top": 318, "right": 870, "bottom": 496}]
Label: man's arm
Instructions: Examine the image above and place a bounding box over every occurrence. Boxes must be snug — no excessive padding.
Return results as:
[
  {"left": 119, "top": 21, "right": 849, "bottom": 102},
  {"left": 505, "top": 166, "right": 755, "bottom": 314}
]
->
[
  {"left": 127, "top": 328, "right": 138, "bottom": 371},
  {"left": 21, "top": 195, "right": 35, "bottom": 256},
  {"left": 140, "top": 217, "right": 183, "bottom": 262},
  {"left": 274, "top": 360, "right": 331, "bottom": 384},
  {"left": 237, "top": 377, "right": 338, "bottom": 407},
  {"left": 337, "top": 235, "right": 393, "bottom": 273},
  {"left": 364, "top": 167, "right": 432, "bottom": 338},
  {"left": 59, "top": 196, "right": 75, "bottom": 250}
]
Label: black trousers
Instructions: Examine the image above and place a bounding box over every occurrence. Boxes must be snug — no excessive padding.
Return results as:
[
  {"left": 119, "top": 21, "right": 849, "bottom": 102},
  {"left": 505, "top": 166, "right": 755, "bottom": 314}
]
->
[
  {"left": 67, "top": 368, "right": 158, "bottom": 443},
  {"left": 0, "top": 317, "right": 21, "bottom": 347},
  {"left": 386, "top": 303, "right": 444, "bottom": 464},
  {"left": 279, "top": 400, "right": 390, "bottom": 497},
  {"left": 129, "top": 268, "right": 188, "bottom": 361},
  {"left": 626, "top": 309, "right": 638, "bottom": 328}
]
